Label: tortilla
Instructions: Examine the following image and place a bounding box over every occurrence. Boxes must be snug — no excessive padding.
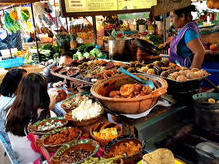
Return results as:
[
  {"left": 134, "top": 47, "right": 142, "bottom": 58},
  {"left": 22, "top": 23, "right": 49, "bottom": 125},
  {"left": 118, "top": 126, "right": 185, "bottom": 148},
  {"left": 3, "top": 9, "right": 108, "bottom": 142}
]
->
[{"left": 142, "top": 148, "right": 175, "bottom": 164}]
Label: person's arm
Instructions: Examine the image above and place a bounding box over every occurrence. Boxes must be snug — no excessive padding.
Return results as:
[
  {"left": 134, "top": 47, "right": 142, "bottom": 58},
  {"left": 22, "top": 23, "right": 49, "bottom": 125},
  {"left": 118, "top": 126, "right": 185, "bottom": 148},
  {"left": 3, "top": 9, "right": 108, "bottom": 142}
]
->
[
  {"left": 42, "top": 63, "right": 56, "bottom": 83},
  {"left": 186, "top": 38, "right": 205, "bottom": 69}
]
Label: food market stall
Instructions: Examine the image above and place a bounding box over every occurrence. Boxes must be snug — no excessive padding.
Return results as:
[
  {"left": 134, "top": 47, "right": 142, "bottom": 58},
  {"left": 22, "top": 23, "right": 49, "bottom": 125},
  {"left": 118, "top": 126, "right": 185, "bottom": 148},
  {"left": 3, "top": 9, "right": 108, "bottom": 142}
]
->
[
  {"left": 0, "top": 0, "right": 219, "bottom": 164},
  {"left": 26, "top": 57, "right": 216, "bottom": 164}
]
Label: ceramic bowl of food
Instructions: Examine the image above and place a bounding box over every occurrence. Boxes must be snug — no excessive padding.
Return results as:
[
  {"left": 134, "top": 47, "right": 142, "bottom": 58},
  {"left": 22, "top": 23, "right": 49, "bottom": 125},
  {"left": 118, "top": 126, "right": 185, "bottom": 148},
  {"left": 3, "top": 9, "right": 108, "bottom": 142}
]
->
[
  {"left": 104, "top": 135, "right": 144, "bottom": 164},
  {"left": 50, "top": 139, "right": 99, "bottom": 164},
  {"left": 90, "top": 122, "right": 122, "bottom": 145},
  {"left": 65, "top": 109, "right": 104, "bottom": 127},
  {"left": 65, "top": 97, "right": 105, "bottom": 126},
  {"left": 91, "top": 74, "right": 167, "bottom": 114},
  {"left": 37, "top": 127, "right": 82, "bottom": 152},
  {"left": 28, "top": 117, "right": 68, "bottom": 135}
]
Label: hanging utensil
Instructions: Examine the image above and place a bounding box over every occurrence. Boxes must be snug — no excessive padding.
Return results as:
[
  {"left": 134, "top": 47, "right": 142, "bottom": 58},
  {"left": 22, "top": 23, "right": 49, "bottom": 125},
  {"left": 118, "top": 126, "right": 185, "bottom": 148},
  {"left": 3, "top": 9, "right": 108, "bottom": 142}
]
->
[{"left": 175, "top": 60, "right": 182, "bottom": 67}]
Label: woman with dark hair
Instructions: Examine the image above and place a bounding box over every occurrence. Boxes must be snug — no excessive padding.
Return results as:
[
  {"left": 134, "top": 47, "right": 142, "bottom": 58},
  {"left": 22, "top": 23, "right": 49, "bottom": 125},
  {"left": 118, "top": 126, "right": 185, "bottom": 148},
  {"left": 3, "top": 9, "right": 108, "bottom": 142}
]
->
[
  {"left": 5, "top": 73, "right": 55, "bottom": 163},
  {"left": 161, "top": 5, "right": 205, "bottom": 68},
  {"left": 0, "top": 69, "right": 27, "bottom": 119}
]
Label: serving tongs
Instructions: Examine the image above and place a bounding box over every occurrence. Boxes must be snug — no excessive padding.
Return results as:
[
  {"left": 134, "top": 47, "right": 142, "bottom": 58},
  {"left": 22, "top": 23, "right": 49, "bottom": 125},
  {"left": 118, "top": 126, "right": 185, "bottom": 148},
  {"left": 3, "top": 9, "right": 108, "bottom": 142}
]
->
[{"left": 118, "top": 67, "right": 155, "bottom": 90}]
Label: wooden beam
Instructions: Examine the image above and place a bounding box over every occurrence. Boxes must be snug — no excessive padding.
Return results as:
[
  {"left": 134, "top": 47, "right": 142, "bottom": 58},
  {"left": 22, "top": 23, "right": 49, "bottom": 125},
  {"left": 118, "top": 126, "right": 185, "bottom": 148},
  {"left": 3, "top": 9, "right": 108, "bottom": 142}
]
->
[{"left": 152, "top": 0, "right": 191, "bottom": 16}]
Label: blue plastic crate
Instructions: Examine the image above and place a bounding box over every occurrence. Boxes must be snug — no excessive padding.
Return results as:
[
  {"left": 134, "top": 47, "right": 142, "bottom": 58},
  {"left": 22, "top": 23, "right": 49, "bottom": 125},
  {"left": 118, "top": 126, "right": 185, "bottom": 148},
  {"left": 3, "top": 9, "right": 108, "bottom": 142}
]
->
[
  {"left": 0, "top": 57, "right": 24, "bottom": 69},
  {"left": 202, "top": 61, "right": 219, "bottom": 87}
]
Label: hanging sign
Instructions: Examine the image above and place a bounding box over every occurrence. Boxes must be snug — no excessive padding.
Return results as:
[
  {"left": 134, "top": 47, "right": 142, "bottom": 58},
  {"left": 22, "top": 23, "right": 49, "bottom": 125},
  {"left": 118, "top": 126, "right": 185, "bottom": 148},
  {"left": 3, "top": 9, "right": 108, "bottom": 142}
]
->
[
  {"left": 0, "top": 0, "right": 39, "bottom": 4},
  {"left": 60, "top": 0, "right": 157, "bottom": 17}
]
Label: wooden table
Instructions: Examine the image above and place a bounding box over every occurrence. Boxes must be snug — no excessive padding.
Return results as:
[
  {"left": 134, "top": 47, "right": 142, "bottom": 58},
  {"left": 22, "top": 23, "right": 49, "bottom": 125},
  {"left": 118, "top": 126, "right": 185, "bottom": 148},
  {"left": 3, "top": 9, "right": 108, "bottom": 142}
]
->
[{"left": 0, "top": 64, "right": 45, "bottom": 82}]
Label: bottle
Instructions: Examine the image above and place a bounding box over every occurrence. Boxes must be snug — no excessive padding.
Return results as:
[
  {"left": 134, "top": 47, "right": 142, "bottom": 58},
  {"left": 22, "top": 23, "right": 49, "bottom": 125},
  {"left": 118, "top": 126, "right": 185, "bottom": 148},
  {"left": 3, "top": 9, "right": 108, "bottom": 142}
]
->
[{"left": 148, "top": 21, "right": 154, "bottom": 34}]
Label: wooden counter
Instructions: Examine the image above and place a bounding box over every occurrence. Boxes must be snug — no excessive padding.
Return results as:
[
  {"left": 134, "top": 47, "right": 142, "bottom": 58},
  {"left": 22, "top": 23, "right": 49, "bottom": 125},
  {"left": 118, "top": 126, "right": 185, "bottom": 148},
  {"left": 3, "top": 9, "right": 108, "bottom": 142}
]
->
[{"left": 0, "top": 64, "right": 45, "bottom": 82}]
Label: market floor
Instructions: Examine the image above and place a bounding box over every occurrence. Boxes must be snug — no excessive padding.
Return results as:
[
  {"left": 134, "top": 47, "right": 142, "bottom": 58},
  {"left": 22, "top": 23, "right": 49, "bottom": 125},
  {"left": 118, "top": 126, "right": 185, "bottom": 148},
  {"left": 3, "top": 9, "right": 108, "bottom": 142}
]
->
[{"left": 0, "top": 142, "right": 10, "bottom": 164}]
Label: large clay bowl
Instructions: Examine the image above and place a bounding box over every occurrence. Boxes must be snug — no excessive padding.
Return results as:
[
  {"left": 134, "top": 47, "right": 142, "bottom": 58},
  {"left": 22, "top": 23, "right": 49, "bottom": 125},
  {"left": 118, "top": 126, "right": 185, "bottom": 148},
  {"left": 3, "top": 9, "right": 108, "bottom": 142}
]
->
[{"left": 91, "top": 73, "right": 167, "bottom": 114}]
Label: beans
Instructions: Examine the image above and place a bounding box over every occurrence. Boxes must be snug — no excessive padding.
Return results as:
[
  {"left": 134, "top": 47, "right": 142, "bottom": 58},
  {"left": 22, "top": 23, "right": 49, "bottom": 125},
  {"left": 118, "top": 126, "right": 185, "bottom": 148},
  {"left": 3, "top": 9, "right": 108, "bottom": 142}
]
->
[{"left": 60, "top": 149, "right": 91, "bottom": 163}]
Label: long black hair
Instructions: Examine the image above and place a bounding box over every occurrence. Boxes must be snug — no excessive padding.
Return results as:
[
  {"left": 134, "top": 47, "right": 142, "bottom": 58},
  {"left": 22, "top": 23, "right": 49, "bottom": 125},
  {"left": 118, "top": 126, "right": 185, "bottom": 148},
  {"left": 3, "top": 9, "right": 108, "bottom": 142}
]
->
[
  {"left": 6, "top": 73, "right": 50, "bottom": 136},
  {"left": 0, "top": 69, "right": 27, "bottom": 97}
]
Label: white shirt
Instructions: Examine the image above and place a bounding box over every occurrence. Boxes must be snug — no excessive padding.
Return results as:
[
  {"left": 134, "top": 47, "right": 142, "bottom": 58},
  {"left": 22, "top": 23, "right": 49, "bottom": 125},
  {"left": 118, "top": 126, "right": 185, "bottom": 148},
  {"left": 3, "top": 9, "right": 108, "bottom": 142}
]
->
[
  {"left": 7, "top": 132, "right": 41, "bottom": 164},
  {"left": 5, "top": 107, "right": 56, "bottom": 164},
  {"left": 5, "top": 107, "right": 41, "bottom": 164}
]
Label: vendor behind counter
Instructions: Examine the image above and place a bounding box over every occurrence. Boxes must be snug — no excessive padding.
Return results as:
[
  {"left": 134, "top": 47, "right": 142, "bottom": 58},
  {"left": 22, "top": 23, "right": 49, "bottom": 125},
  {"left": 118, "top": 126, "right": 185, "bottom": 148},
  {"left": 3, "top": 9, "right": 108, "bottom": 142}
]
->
[{"left": 160, "top": 5, "right": 205, "bottom": 69}]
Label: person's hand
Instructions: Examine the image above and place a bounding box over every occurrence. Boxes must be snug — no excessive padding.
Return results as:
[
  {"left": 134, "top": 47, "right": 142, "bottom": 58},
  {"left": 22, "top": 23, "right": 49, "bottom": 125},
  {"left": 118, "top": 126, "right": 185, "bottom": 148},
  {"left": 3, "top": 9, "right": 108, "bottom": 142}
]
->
[
  {"left": 52, "top": 81, "right": 66, "bottom": 88},
  {"left": 159, "top": 43, "right": 165, "bottom": 48},
  {"left": 159, "top": 41, "right": 170, "bottom": 49},
  {"left": 49, "top": 92, "right": 58, "bottom": 103},
  {"left": 49, "top": 92, "right": 58, "bottom": 110}
]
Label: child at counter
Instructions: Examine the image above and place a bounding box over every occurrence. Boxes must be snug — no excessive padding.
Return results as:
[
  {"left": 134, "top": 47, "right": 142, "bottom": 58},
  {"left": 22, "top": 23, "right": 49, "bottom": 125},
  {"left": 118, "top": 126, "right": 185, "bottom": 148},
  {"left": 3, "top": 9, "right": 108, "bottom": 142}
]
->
[
  {"left": 5, "top": 73, "right": 57, "bottom": 164},
  {"left": 0, "top": 69, "right": 27, "bottom": 122}
]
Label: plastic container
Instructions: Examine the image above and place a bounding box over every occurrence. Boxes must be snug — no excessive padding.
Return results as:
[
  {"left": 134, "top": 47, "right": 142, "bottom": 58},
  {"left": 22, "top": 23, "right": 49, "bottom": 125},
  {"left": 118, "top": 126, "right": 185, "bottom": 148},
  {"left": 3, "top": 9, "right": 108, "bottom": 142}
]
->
[
  {"left": 0, "top": 57, "right": 24, "bottom": 68},
  {"left": 202, "top": 61, "right": 219, "bottom": 87},
  {"left": 192, "top": 92, "right": 219, "bottom": 133}
]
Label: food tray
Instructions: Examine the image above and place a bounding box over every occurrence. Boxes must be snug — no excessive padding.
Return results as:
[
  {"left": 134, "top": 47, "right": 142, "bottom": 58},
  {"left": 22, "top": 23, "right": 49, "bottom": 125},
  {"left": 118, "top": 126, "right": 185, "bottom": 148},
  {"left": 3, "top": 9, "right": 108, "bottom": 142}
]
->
[
  {"left": 90, "top": 122, "right": 122, "bottom": 145},
  {"left": 51, "top": 71, "right": 93, "bottom": 85},
  {"left": 28, "top": 117, "right": 68, "bottom": 135},
  {"left": 50, "top": 139, "right": 99, "bottom": 164},
  {"left": 159, "top": 68, "right": 210, "bottom": 95},
  {"left": 37, "top": 127, "right": 82, "bottom": 152},
  {"left": 50, "top": 59, "right": 130, "bottom": 85},
  {"left": 164, "top": 77, "right": 206, "bottom": 95},
  {"left": 164, "top": 73, "right": 210, "bottom": 83}
]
